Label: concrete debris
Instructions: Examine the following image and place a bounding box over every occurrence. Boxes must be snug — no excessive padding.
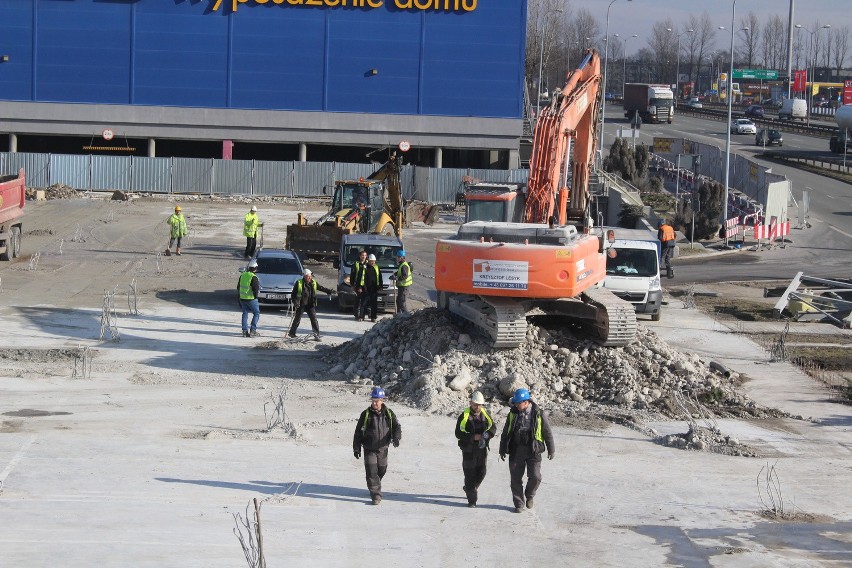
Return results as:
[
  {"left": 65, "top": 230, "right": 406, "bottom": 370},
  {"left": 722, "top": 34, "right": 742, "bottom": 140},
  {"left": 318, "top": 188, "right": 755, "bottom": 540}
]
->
[
  {"left": 323, "top": 308, "right": 783, "bottom": 426},
  {"left": 655, "top": 425, "right": 760, "bottom": 457},
  {"left": 26, "top": 183, "right": 80, "bottom": 200}
]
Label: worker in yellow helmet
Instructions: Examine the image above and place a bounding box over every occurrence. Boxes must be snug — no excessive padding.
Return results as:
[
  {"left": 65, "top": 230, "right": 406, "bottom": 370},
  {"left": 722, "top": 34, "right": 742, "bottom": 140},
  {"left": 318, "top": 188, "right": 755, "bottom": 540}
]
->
[{"left": 164, "top": 205, "right": 187, "bottom": 256}]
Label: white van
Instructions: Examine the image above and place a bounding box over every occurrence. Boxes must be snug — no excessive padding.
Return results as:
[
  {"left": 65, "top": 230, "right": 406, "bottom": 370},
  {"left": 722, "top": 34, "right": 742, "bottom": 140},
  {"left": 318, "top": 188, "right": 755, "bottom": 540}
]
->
[
  {"left": 602, "top": 239, "right": 663, "bottom": 321},
  {"left": 778, "top": 98, "right": 807, "bottom": 121}
]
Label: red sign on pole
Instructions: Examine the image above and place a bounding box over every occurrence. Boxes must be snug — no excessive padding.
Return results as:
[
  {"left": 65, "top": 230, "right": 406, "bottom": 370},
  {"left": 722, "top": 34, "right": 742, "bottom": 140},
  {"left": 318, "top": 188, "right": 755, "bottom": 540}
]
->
[
  {"left": 844, "top": 80, "right": 852, "bottom": 106},
  {"left": 793, "top": 70, "right": 807, "bottom": 94}
]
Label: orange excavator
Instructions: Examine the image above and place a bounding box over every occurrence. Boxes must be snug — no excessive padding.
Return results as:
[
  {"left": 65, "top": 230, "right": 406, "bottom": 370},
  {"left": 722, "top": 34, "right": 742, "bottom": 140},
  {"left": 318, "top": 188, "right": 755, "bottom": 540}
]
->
[{"left": 434, "top": 50, "right": 637, "bottom": 348}]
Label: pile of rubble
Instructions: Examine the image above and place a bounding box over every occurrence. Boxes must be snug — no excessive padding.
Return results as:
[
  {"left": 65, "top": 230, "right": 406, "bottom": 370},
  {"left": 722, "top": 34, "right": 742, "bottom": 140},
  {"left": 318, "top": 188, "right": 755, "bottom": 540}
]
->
[
  {"left": 655, "top": 425, "right": 760, "bottom": 457},
  {"left": 323, "top": 308, "right": 781, "bottom": 425},
  {"left": 26, "top": 183, "right": 81, "bottom": 200}
]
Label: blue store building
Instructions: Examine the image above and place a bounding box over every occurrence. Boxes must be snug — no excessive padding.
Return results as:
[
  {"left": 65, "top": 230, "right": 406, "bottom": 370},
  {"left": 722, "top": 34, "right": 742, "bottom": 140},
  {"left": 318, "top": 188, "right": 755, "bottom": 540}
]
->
[{"left": 0, "top": 0, "right": 528, "bottom": 168}]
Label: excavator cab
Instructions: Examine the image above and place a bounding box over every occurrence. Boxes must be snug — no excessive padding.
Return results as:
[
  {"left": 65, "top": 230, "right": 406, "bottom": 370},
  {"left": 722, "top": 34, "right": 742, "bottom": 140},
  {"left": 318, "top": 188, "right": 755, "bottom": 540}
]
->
[
  {"left": 463, "top": 183, "right": 527, "bottom": 223},
  {"left": 331, "top": 180, "right": 385, "bottom": 232}
]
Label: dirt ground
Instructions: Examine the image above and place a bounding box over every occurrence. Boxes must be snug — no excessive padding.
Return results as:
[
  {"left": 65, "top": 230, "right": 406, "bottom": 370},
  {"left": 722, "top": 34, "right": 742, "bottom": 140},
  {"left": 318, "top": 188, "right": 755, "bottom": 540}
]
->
[{"left": 1, "top": 195, "right": 851, "bottom": 567}]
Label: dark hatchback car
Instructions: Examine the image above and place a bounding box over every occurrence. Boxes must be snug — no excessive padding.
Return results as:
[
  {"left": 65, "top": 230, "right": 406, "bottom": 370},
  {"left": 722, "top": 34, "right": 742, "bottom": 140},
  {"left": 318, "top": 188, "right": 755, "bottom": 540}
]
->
[
  {"left": 755, "top": 128, "right": 783, "bottom": 147},
  {"left": 744, "top": 104, "right": 765, "bottom": 119}
]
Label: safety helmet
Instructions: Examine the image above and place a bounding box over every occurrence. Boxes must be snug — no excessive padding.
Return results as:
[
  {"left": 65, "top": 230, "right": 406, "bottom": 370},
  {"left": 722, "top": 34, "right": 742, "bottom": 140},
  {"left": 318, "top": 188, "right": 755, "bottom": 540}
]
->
[
  {"left": 174, "top": 205, "right": 181, "bottom": 212},
  {"left": 250, "top": 205, "right": 258, "bottom": 212},
  {"left": 367, "top": 254, "right": 376, "bottom": 261},
  {"left": 470, "top": 391, "right": 485, "bottom": 405},
  {"left": 248, "top": 260, "right": 258, "bottom": 269},
  {"left": 657, "top": 219, "right": 665, "bottom": 227},
  {"left": 397, "top": 250, "right": 406, "bottom": 257},
  {"left": 370, "top": 386, "right": 386, "bottom": 399},
  {"left": 303, "top": 269, "right": 312, "bottom": 276},
  {"left": 511, "top": 388, "right": 531, "bottom": 404}
]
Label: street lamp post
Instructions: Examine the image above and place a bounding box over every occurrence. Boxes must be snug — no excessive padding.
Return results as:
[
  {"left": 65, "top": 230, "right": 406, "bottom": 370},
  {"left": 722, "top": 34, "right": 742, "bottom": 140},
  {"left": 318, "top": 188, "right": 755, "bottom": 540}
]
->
[
  {"left": 795, "top": 23, "right": 830, "bottom": 127},
  {"left": 622, "top": 34, "right": 637, "bottom": 99},
  {"left": 722, "top": 1, "right": 737, "bottom": 228},
  {"left": 600, "top": 0, "right": 633, "bottom": 159},
  {"left": 667, "top": 27, "right": 694, "bottom": 99}
]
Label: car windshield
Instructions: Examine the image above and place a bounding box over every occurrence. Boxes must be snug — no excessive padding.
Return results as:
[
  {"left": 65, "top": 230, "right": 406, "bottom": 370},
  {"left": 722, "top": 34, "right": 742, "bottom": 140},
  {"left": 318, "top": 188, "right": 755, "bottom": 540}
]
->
[
  {"left": 342, "top": 245, "right": 401, "bottom": 269},
  {"left": 606, "top": 248, "right": 658, "bottom": 278},
  {"left": 256, "top": 257, "right": 301, "bottom": 275}
]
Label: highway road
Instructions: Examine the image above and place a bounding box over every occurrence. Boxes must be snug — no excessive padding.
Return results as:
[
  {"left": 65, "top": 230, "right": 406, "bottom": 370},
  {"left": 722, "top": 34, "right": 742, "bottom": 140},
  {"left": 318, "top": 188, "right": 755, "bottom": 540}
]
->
[{"left": 599, "top": 107, "right": 852, "bottom": 284}]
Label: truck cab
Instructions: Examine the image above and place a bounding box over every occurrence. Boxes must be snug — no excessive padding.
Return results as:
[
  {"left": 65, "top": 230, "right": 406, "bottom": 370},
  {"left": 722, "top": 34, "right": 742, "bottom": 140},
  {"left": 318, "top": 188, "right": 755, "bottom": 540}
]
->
[
  {"left": 602, "top": 237, "right": 663, "bottom": 321},
  {"left": 334, "top": 233, "right": 404, "bottom": 313}
]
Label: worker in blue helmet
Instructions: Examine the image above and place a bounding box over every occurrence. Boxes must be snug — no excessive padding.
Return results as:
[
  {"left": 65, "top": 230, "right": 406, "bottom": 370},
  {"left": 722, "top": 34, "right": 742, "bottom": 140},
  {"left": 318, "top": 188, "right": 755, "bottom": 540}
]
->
[
  {"left": 499, "top": 387, "right": 555, "bottom": 513},
  {"left": 391, "top": 249, "right": 412, "bottom": 314},
  {"left": 353, "top": 386, "right": 402, "bottom": 505}
]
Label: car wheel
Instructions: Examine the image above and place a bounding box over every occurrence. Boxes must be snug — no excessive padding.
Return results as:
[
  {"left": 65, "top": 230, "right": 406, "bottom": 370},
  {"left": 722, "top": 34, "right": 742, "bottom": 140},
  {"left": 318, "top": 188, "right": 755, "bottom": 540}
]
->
[{"left": 651, "top": 312, "right": 661, "bottom": 322}]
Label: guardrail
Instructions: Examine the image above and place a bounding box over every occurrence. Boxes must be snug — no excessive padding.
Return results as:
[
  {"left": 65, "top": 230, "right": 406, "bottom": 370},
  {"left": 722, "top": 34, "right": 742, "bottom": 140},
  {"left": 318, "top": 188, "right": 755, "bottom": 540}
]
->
[
  {"left": 761, "top": 151, "right": 852, "bottom": 176},
  {"left": 676, "top": 105, "right": 837, "bottom": 137}
]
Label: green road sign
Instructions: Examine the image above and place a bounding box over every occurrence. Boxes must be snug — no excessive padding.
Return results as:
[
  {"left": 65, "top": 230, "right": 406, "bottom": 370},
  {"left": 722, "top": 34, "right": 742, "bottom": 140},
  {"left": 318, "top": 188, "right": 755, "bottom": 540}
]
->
[{"left": 732, "top": 69, "right": 779, "bottom": 80}]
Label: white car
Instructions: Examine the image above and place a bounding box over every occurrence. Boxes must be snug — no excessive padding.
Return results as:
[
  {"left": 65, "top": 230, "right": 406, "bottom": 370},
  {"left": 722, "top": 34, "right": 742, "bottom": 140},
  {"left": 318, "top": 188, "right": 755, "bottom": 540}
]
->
[
  {"left": 687, "top": 98, "right": 703, "bottom": 109},
  {"left": 730, "top": 118, "right": 757, "bottom": 134}
]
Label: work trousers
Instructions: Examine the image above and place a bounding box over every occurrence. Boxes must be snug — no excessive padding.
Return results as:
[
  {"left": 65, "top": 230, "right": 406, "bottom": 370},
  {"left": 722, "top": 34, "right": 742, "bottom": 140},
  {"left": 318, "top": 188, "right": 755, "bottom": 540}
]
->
[
  {"left": 358, "top": 289, "right": 378, "bottom": 321},
  {"left": 244, "top": 236, "right": 257, "bottom": 259},
  {"left": 397, "top": 285, "right": 410, "bottom": 313},
  {"left": 363, "top": 446, "right": 389, "bottom": 499},
  {"left": 353, "top": 289, "right": 362, "bottom": 318},
  {"left": 661, "top": 244, "right": 675, "bottom": 270},
  {"left": 462, "top": 448, "right": 488, "bottom": 505},
  {"left": 168, "top": 236, "right": 182, "bottom": 249},
  {"left": 240, "top": 299, "right": 260, "bottom": 333},
  {"left": 289, "top": 305, "right": 319, "bottom": 336},
  {"left": 508, "top": 447, "right": 542, "bottom": 509}
]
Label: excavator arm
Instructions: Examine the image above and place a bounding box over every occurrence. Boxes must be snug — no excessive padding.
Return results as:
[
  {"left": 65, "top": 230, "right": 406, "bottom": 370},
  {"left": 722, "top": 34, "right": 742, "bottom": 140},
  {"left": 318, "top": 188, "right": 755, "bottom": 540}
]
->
[
  {"left": 525, "top": 50, "right": 601, "bottom": 227},
  {"left": 366, "top": 151, "right": 404, "bottom": 237}
]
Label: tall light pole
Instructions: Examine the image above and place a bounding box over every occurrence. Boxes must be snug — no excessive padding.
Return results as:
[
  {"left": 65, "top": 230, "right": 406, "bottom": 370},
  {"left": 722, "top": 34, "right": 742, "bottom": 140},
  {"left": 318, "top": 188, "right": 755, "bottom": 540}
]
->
[
  {"left": 795, "top": 23, "right": 830, "bottom": 127},
  {"left": 622, "top": 34, "right": 637, "bottom": 99},
  {"left": 722, "top": 1, "right": 737, "bottom": 227},
  {"left": 535, "top": 7, "right": 564, "bottom": 124},
  {"left": 600, "top": 0, "right": 633, "bottom": 158},
  {"left": 666, "top": 27, "right": 694, "bottom": 99}
]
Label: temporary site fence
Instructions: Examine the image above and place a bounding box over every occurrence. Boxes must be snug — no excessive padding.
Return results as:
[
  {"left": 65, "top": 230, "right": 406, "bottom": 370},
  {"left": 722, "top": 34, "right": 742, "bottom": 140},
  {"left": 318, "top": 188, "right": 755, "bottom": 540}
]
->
[{"left": 0, "top": 152, "right": 530, "bottom": 206}]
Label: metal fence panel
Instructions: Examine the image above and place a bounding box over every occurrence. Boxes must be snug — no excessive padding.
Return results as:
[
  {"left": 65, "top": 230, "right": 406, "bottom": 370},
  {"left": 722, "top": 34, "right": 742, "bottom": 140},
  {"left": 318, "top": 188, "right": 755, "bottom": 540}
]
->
[
  {"left": 50, "top": 154, "right": 90, "bottom": 190},
  {"left": 293, "top": 162, "right": 334, "bottom": 197},
  {"left": 425, "top": 167, "right": 469, "bottom": 204},
  {"left": 333, "top": 162, "right": 377, "bottom": 184},
  {"left": 91, "top": 155, "right": 131, "bottom": 191},
  {"left": 213, "top": 159, "right": 253, "bottom": 195},
  {"left": 173, "top": 158, "right": 213, "bottom": 195},
  {"left": 253, "top": 160, "right": 291, "bottom": 196},
  {"left": 132, "top": 157, "right": 172, "bottom": 193},
  {"left": 0, "top": 152, "right": 50, "bottom": 188},
  {"left": 508, "top": 169, "right": 530, "bottom": 184},
  {"left": 400, "top": 164, "right": 419, "bottom": 201}
]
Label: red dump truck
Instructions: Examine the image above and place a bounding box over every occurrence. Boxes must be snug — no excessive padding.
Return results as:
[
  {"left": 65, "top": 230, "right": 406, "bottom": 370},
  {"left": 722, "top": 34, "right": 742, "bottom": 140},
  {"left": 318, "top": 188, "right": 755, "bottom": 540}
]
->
[{"left": 0, "top": 169, "right": 26, "bottom": 261}]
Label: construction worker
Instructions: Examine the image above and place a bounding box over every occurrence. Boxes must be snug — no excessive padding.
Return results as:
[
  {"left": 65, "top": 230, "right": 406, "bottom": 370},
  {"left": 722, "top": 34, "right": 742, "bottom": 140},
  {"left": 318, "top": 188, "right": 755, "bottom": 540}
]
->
[
  {"left": 499, "top": 388, "right": 555, "bottom": 514},
  {"left": 391, "top": 249, "right": 412, "bottom": 314},
  {"left": 243, "top": 205, "right": 263, "bottom": 259},
  {"left": 350, "top": 249, "right": 368, "bottom": 319},
  {"left": 237, "top": 260, "right": 260, "bottom": 337},
  {"left": 454, "top": 391, "right": 497, "bottom": 508},
  {"left": 353, "top": 386, "right": 402, "bottom": 505},
  {"left": 356, "top": 253, "right": 381, "bottom": 322},
  {"left": 288, "top": 269, "right": 333, "bottom": 339},
  {"left": 657, "top": 219, "right": 676, "bottom": 274},
  {"left": 164, "top": 205, "right": 187, "bottom": 256}
]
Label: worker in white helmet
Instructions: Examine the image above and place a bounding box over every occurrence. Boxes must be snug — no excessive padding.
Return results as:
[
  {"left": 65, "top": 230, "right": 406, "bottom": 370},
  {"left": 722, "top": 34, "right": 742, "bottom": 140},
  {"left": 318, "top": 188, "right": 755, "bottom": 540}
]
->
[
  {"left": 288, "top": 268, "right": 333, "bottom": 340},
  {"left": 243, "top": 205, "right": 263, "bottom": 259}
]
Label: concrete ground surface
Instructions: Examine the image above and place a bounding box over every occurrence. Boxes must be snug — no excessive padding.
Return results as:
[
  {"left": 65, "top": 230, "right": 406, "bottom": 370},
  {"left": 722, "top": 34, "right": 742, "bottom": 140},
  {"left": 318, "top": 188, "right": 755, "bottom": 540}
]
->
[{"left": 1, "top": 197, "right": 850, "bottom": 567}]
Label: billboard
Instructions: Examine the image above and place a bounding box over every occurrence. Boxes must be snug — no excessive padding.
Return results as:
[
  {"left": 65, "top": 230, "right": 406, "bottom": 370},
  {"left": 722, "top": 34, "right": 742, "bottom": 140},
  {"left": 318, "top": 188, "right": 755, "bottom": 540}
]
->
[{"left": 845, "top": 80, "right": 852, "bottom": 106}]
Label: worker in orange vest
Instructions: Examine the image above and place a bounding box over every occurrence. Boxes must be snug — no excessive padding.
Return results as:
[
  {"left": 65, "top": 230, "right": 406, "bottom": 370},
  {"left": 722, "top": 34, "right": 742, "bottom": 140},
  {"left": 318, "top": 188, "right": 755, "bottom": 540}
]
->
[{"left": 657, "top": 219, "right": 676, "bottom": 274}]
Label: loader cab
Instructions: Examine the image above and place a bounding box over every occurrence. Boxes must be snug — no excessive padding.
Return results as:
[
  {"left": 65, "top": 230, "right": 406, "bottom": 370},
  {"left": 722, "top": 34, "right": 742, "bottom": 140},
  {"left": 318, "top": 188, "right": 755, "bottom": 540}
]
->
[
  {"left": 332, "top": 180, "right": 384, "bottom": 232},
  {"left": 463, "top": 183, "right": 527, "bottom": 223}
]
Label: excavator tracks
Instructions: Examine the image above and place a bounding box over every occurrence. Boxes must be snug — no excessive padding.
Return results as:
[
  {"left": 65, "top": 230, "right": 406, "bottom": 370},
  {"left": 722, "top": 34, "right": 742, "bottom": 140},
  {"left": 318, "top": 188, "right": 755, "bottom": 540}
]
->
[
  {"left": 581, "top": 288, "right": 638, "bottom": 347},
  {"left": 447, "top": 295, "right": 528, "bottom": 349}
]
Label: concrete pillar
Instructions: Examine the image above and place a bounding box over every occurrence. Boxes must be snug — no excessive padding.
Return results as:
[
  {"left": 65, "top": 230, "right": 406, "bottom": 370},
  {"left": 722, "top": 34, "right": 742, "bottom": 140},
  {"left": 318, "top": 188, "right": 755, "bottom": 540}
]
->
[
  {"left": 148, "top": 138, "right": 156, "bottom": 158},
  {"left": 507, "top": 149, "right": 520, "bottom": 170},
  {"left": 489, "top": 150, "right": 502, "bottom": 168},
  {"left": 9, "top": 133, "right": 18, "bottom": 152},
  {"left": 435, "top": 147, "right": 443, "bottom": 168},
  {"left": 299, "top": 143, "right": 307, "bottom": 162}
]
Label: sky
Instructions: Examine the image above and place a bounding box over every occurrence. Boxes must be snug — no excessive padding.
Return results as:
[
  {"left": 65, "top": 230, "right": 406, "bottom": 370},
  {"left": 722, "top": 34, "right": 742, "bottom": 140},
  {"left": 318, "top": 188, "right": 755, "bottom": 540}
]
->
[{"left": 578, "top": 0, "right": 852, "bottom": 56}]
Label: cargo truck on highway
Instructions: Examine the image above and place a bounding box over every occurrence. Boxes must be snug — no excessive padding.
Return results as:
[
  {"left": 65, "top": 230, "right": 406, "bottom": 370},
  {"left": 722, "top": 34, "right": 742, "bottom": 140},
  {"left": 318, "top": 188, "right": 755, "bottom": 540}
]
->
[
  {"left": 829, "top": 105, "right": 852, "bottom": 154},
  {"left": 623, "top": 83, "right": 675, "bottom": 124},
  {"left": 0, "top": 169, "right": 26, "bottom": 261}
]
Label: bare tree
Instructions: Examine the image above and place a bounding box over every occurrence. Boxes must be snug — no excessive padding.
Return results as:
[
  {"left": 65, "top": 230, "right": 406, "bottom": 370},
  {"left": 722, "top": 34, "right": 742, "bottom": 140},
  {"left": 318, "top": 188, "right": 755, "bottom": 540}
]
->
[
  {"left": 526, "top": 0, "right": 573, "bottom": 95},
  {"left": 646, "top": 18, "right": 677, "bottom": 84},
  {"left": 832, "top": 26, "right": 849, "bottom": 78},
  {"left": 694, "top": 14, "right": 718, "bottom": 88},
  {"left": 684, "top": 14, "right": 702, "bottom": 86},
  {"left": 761, "top": 15, "right": 786, "bottom": 70},
  {"left": 738, "top": 12, "right": 760, "bottom": 68}
]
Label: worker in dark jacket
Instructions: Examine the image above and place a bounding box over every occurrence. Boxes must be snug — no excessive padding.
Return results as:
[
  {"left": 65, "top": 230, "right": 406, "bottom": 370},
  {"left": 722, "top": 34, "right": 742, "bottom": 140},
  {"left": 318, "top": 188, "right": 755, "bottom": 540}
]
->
[
  {"left": 499, "top": 388, "right": 555, "bottom": 513},
  {"left": 349, "top": 249, "right": 368, "bottom": 319},
  {"left": 353, "top": 387, "right": 402, "bottom": 505},
  {"left": 288, "top": 269, "right": 333, "bottom": 340},
  {"left": 356, "top": 253, "right": 381, "bottom": 322},
  {"left": 454, "top": 391, "right": 497, "bottom": 507}
]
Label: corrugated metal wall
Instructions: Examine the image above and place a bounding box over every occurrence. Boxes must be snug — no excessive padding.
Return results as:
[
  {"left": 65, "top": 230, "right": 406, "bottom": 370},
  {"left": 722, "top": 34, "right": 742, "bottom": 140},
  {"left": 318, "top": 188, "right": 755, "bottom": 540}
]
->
[{"left": 0, "top": 152, "right": 529, "bottom": 204}]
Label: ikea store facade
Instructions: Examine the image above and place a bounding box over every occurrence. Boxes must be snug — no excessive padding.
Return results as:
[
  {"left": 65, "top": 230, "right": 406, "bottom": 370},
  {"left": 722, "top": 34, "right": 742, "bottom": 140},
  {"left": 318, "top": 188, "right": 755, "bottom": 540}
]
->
[{"left": 0, "top": 0, "right": 528, "bottom": 169}]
